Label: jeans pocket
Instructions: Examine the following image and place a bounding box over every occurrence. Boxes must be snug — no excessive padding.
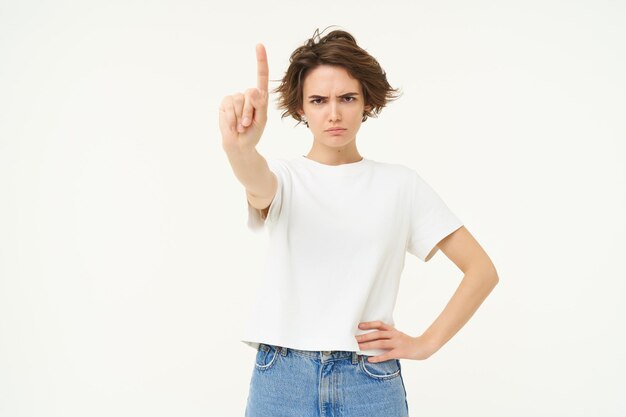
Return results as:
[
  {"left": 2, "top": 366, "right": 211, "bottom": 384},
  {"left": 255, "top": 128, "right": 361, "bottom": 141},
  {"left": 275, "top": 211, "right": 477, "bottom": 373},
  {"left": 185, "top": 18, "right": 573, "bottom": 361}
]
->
[
  {"left": 254, "top": 343, "right": 280, "bottom": 371},
  {"left": 359, "top": 356, "right": 401, "bottom": 380}
]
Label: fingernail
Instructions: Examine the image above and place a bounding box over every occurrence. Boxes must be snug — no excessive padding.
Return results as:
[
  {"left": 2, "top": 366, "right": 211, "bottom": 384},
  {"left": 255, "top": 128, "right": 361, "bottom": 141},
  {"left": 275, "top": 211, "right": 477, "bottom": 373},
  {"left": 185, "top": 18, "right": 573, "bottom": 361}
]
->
[
  {"left": 238, "top": 123, "right": 244, "bottom": 132},
  {"left": 242, "top": 117, "right": 250, "bottom": 126}
]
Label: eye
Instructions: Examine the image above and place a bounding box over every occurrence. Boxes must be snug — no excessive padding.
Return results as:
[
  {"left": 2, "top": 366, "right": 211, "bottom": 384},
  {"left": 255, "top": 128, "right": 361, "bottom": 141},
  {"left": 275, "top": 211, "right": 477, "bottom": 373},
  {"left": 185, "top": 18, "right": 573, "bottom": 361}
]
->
[{"left": 310, "top": 96, "right": 356, "bottom": 104}]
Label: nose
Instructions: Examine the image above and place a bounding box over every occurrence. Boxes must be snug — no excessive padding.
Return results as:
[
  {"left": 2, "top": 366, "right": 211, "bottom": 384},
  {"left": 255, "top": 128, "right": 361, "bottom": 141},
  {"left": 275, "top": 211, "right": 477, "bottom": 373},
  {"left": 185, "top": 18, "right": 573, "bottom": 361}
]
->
[{"left": 329, "top": 101, "right": 341, "bottom": 122}]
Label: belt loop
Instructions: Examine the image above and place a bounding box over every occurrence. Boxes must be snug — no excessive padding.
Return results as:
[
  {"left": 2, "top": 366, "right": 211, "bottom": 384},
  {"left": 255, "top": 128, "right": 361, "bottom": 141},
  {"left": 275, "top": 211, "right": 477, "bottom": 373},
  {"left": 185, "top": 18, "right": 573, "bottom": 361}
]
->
[
  {"left": 280, "top": 346, "right": 288, "bottom": 356},
  {"left": 352, "top": 352, "right": 358, "bottom": 364}
]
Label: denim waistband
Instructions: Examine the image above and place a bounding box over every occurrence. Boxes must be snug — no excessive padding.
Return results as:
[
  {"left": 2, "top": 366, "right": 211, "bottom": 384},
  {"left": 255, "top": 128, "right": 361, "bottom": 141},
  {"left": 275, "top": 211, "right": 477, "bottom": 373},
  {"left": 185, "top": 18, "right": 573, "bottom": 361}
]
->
[{"left": 259, "top": 343, "right": 361, "bottom": 364}]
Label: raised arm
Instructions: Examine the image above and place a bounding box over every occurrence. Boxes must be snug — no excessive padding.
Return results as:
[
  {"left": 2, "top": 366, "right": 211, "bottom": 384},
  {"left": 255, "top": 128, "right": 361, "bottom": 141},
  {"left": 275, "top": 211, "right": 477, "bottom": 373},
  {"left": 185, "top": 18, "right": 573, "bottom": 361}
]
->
[{"left": 219, "top": 43, "right": 277, "bottom": 210}]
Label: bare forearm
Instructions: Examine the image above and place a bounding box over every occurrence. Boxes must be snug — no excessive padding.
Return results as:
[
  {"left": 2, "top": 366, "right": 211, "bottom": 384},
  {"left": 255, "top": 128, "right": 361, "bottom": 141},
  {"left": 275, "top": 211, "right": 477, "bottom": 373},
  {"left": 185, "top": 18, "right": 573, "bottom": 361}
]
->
[
  {"left": 421, "top": 267, "right": 499, "bottom": 353},
  {"left": 223, "top": 145, "right": 273, "bottom": 197}
]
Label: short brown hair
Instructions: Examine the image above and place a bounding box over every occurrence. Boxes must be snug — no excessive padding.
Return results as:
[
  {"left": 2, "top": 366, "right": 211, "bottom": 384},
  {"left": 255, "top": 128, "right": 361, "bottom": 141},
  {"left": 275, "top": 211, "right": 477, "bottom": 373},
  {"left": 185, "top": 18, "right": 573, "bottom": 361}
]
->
[{"left": 271, "top": 26, "right": 402, "bottom": 126}]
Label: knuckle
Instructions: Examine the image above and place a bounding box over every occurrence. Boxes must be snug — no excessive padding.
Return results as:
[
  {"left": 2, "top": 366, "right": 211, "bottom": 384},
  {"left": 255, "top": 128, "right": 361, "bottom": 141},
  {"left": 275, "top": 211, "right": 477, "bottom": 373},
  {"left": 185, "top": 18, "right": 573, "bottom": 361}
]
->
[{"left": 244, "top": 91, "right": 258, "bottom": 105}]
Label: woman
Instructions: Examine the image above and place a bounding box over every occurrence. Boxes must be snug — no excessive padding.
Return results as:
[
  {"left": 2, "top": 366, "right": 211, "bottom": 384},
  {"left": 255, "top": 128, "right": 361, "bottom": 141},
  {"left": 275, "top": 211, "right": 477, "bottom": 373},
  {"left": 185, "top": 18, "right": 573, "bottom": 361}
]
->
[{"left": 219, "top": 27, "right": 499, "bottom": 417}]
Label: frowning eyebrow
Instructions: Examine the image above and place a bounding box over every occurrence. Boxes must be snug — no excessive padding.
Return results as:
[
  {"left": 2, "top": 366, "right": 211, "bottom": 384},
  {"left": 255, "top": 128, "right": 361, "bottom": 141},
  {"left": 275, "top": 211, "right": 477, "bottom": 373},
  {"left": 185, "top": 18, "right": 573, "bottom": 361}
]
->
[{"left": 307, "top": 92, "right": 359, "bottom": 99}]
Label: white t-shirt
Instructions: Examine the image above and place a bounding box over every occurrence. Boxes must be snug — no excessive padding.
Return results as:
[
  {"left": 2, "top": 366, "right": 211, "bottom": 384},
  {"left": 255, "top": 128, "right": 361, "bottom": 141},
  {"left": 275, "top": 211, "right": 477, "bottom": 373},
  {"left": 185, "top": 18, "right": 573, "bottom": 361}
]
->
[{"left": 241, "top": 155, "right": 463, "bottom": 356}]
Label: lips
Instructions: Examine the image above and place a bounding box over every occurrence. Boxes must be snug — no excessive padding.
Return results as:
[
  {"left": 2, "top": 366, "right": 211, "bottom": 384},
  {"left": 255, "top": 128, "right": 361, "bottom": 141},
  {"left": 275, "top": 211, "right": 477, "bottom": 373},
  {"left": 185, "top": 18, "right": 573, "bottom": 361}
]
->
[{"left": 326, "top": 128, "right": 346, "bottom": 132}]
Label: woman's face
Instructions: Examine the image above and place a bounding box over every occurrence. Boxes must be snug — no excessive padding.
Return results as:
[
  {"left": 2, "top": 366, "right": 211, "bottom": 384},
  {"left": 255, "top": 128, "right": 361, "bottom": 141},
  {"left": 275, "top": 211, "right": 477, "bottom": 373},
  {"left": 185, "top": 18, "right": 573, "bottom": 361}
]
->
[{"left": 298, "top": 65, "right": 371, "bottom": 150}]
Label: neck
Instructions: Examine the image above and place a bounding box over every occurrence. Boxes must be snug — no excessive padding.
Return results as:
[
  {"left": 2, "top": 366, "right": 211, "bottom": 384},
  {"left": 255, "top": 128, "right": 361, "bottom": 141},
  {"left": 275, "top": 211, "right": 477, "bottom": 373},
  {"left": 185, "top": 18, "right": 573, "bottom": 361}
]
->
[{"left": 305, "top": 142, "right": 362, "bottom": 166}]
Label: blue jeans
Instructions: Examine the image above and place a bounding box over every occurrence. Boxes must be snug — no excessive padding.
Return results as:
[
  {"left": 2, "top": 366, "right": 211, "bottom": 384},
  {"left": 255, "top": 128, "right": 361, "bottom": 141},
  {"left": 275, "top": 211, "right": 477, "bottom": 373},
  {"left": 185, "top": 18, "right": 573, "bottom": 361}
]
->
[{"left": 245, "top": 343, "right": 410, "bottom": 417}]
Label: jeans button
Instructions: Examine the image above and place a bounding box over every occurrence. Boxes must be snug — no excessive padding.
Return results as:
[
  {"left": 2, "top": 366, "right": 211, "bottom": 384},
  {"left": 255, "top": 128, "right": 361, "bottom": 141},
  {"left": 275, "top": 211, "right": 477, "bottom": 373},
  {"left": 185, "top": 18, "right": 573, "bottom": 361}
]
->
[{"left": 322, "top": 350, "right": 332, "bottom": 355}]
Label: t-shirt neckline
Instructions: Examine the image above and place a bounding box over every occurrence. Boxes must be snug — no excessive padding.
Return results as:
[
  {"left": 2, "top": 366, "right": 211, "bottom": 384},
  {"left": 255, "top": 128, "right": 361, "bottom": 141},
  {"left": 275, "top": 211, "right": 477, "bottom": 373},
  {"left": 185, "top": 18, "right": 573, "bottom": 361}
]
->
[{"left": 299, "top": 155, "right": 369, "bottom": 170}]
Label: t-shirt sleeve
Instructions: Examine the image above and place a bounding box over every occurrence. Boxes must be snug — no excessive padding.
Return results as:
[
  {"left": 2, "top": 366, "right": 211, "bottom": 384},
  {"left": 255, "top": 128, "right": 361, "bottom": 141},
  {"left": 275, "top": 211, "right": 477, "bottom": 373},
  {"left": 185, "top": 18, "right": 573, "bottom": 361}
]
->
[
  {"left": 246, "top": 158, "right": 285, "bottom": 232},
  {"left": 406, "top": 170, "right": 463, "bottom": 262}
]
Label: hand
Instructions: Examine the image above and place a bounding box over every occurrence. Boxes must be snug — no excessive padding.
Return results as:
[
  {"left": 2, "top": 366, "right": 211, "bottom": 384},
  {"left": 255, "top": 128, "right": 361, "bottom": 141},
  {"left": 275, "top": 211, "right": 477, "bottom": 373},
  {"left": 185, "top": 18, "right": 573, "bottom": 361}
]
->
[
  {"left": 219, "top": 43, "right": 269, "bottom": 152},
  {"left": 355, "top": 320, "right": 438, "bottom": 363}
]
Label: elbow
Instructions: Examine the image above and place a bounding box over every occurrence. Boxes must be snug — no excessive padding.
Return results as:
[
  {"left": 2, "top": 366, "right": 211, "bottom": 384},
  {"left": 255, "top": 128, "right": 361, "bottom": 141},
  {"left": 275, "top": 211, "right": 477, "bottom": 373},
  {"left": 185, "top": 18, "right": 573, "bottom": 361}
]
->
[
  {"left": 489, "top": 268, "right": 500, "bottom": 287},
  {"left": 491, "top": 273, "right": 500, "bottom": 287},
  {"left": 471, "top": 263, "right": 499, "bottom": 287},
  {"left": 484, "top": 263, "right": 499, "bottom": 284}
]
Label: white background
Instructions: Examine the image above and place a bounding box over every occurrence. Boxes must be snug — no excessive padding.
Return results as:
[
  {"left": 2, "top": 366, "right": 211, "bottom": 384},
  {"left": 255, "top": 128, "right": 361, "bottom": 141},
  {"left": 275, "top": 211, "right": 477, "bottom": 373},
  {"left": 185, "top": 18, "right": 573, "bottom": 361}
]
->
[{"left": 1, "top": 0, "right": 624, "bottom": 416}]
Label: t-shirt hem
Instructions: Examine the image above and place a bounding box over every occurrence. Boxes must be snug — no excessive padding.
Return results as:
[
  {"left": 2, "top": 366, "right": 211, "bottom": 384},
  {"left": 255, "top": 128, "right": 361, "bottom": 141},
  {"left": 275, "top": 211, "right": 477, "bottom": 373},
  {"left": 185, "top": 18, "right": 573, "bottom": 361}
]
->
[{"left": 240, "top": 338, "right": 387, "bottom": 357}]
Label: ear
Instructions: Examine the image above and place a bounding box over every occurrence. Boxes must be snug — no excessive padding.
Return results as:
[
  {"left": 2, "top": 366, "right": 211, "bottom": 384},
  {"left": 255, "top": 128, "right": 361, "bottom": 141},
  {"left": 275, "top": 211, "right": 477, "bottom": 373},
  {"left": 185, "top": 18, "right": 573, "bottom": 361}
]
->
[{"left": 364, "top": 104, "right": 373, "bottom": 113}]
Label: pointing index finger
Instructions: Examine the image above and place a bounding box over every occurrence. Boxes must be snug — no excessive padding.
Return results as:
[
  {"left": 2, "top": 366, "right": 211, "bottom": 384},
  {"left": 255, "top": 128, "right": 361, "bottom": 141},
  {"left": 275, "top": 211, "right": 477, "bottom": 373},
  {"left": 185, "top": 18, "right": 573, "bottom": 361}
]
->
[{"left": 256, "top": 43, "right": 269, "bottom": 93}]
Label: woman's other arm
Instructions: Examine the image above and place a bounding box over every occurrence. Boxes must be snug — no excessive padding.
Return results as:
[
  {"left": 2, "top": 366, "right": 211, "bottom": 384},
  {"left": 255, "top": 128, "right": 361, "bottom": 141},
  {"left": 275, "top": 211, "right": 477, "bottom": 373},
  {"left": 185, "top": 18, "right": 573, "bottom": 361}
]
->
[{"left": 420, "top": 226, "right": 500, "bottom": 355}]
